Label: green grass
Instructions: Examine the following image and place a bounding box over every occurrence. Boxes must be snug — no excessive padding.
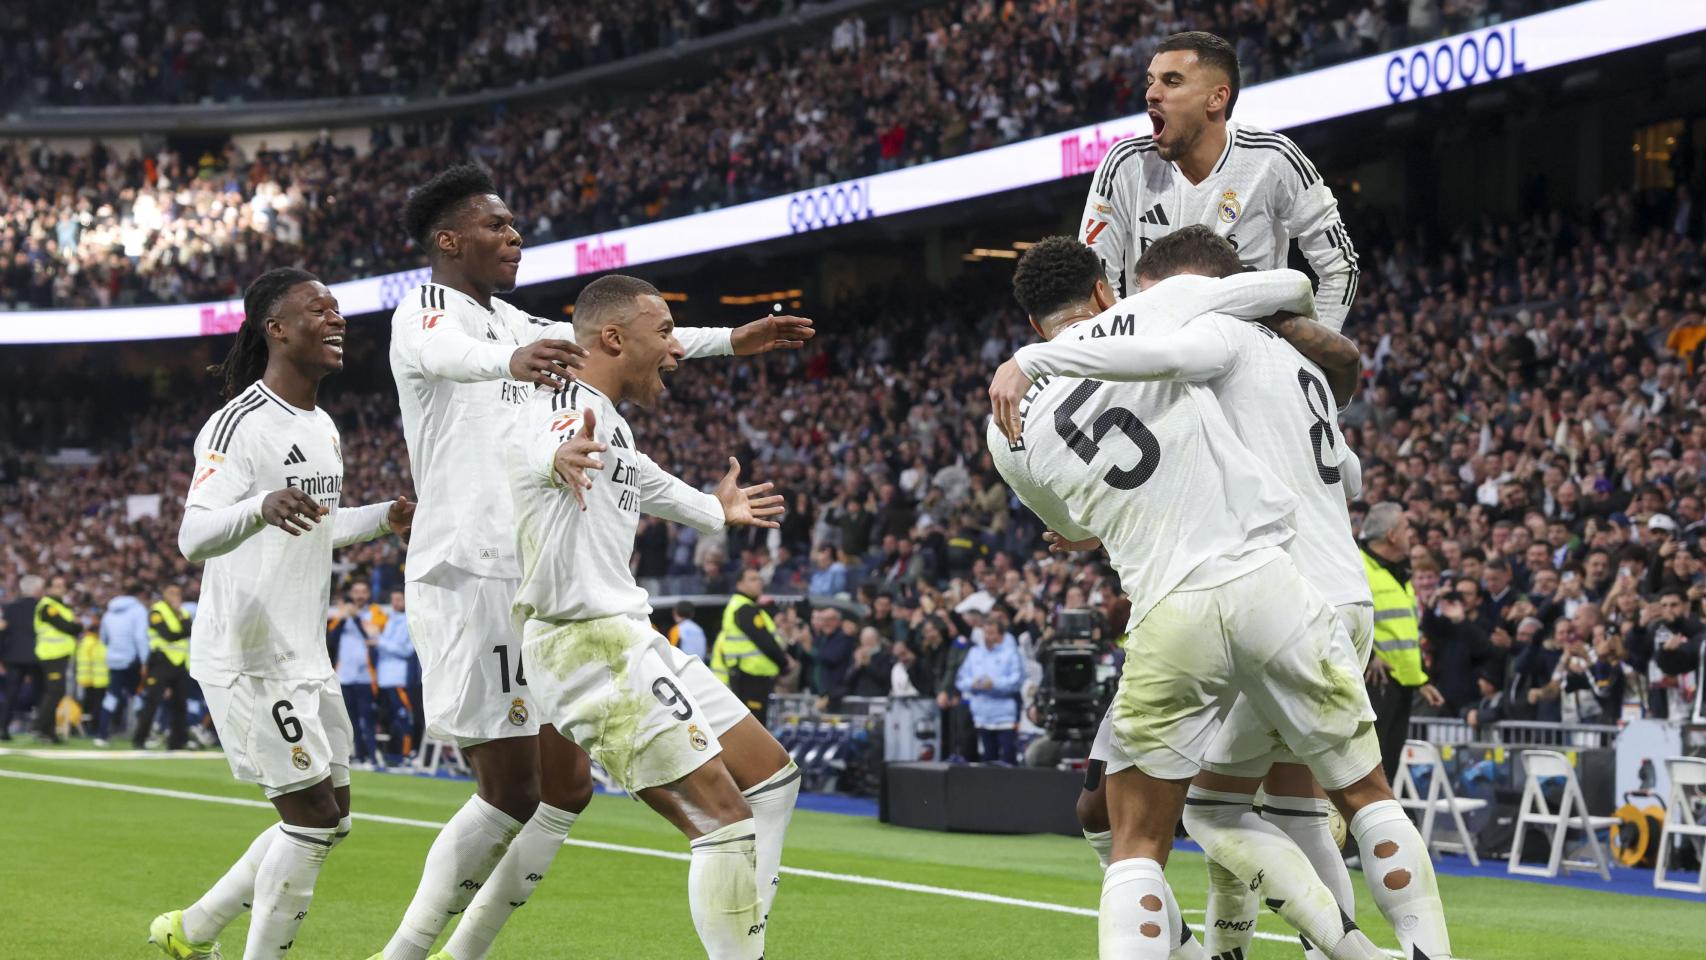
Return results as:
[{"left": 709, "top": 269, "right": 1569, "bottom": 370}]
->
[{"left": 1, "top": 751, "right": 1701, "bottom": 958}]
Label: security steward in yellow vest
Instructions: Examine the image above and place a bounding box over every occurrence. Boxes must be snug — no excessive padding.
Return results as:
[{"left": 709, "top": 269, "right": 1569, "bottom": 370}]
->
[
  {"left": 133, "top": 584, "right": 193, "bottom": 750},
  {"left": 76, "top": 624, "right": 108, "bottom": 737},
  {"left": 712, "top": 569, "right": 789, "bottom": 725},
  {"left": 1359, "top": 503, "right": 1443, "bottom": 782},
  {"left": 32, "top": 575, "right": 80, "bottom": 742}
]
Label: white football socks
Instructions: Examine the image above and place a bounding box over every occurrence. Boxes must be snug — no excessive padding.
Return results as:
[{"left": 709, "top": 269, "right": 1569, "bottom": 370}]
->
[
  {"left": 1349, "top": 800, "right": 1453, "bottom": 959},
  {"left": 1183, "top": 787, "right": 1383, "bottom": 960},
  {"left": 181, "top": 824, "right": 278, "bottom": 942},
  {"left": 1099, "top": 858, "right": 1173, "bottom": 959},
  {"left": 743, "top": 759, "right": 800, "bottom": 922},
  {"left": 687, "top": 818, "right": 765, "bottom": 960},
  {"left": 245, "top": 823, "right": 337, "bottom": 956},
  {"left": 384, "top": 795, "right": 522, "bottom": 960},
  {"left": 1264, "top": 796, "right": 1353, "bottom": 958},
  {"left": 441, "top": 802, "right": 577, "bottom": 960},
  {"left": 1203, "top": 856, "right": 1258, "bottom": 959},
  {"left": 1083, "top": 830, "right": 1207, "bottom": 959}
]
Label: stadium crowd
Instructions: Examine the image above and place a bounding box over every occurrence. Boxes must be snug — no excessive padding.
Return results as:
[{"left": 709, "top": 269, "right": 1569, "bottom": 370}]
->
[
  {"left": 4, "top": 182, "right": 1705, "bottom": 754},
  {"left": 1, "top": 0, "right": 1573, "bottom": 310},
  {"left": 1, "top": 0, "right": 793, "bottom": 107}
]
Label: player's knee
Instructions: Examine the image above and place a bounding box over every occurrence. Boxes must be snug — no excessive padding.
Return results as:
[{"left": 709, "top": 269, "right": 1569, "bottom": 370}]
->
[
  {"left": 1076, "top": 789, "right": 1110, "bottom": 834},
  {"left": 483, "top": 780, "right": 541, "bottom": 823},
  {"left": 542, "top": 767, "right": 595, "bottom": 814},
  {"left": 290, "top": 790, "right": 343, "bottom": 829}
]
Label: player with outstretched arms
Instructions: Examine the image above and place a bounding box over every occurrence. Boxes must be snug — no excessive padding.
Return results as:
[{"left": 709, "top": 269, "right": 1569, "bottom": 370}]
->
[
  {"left": 149, "top": 268, "right": 413, "bottom": 960},
  {"left": 988, "top": 238, "right": 1453, "bottom": 960},
  {"left": 508, "top": 275, "right": 790, "bottom": 959},
  {"left": 993, "top": 230, "right": 1453, "bottom": 960},
  {"left": 1081, "top": 31, "right": 1359, "bottom": 331},
  {"left": 374, "top": 166, "right": 808, "bottom": 960}
]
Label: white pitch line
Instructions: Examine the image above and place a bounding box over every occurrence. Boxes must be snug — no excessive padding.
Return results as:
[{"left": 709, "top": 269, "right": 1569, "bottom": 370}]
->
[
  {"left": 0, "top": 767, "right": 1409, "bottom": 955},
  {"left": 0, "top": 747, "right": 227, "bottom": 761}
]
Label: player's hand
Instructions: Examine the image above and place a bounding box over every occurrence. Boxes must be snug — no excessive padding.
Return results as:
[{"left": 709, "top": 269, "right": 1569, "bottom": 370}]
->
[
  {"left": 730, "top": 315, "right": 815, "bottom": 355},
  {"left": 1043, "top": 530, "right": 1101, "bottom": 554},
  {"left": 715, "top": 457, "right": 785, "bottom": 529},
  {"left": 262, "top": 488, "right": 328, "bottom": 535},
  {"left": 552, "top": 408, "right": 607, "bottom": 511},
  {"left": 1364, "top": 655, "right": 1391, "bottom": 688},
  {"left": 1419, "top": 683, "right": 1445, "bottom": 708},
  {"left": 387, "top": 495, "right": 415, "bottom": 544},
  {"left": 510, "top": 338, "right": 587, "bottom": 390},
  {"left": 989, "top": 358, "right": 1031, "bottom": 444}
]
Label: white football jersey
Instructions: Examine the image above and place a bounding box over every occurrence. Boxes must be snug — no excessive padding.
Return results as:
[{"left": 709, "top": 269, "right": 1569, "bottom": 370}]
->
[
  {"left": 989, "top": 316, "right": 1296, "bottom": 629},
  {"left": 1014, "top": 274, "right": 1371, "bottom": 607},
  {"left": 507, "top": 380, "right": 725, "bottom": 625},
  {"left": 1080, "top": 120, "right": 1360, "bottom": 331},
  {"left": 389, "top": 283, "right": 732, "bottom": 583},
  {"left": 183, "top": 382, "right": 369, "bottom": 683}
]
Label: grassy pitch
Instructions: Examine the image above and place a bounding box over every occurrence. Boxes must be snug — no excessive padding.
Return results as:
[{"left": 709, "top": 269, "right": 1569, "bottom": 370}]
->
[{"left": 1, "top": 752, "right": 1700, "bottom": 958}]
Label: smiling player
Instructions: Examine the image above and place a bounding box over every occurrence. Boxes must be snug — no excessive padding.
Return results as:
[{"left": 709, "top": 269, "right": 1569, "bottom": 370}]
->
[{"left": 149, "top": 268, "right": 413, "bottom": 960}]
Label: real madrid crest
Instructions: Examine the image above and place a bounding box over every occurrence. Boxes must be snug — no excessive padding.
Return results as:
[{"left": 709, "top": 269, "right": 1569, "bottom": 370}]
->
[
  {"left": 687, "top": 723, "right": 709, "bottom": 752},
  {"left": 1219, "top": 190, "right": 1242, "bottom": 224},
  {"left": 509, "top": 698, "right": 529, "bottom": 726},
  {"left": 291, "top": 745, "right": 311, "bottom": 770},
  {"left": 330, "top": 434, "right": 343, "bottom": 463}
]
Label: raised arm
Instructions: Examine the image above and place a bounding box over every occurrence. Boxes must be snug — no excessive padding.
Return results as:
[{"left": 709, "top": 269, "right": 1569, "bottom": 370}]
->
[
  {"left": 1013, "top": 319, "right": 1235, "bottom": 384},
  {"left": 1265, "top": 315, "right": 1362, "bottom": 406},
  {"left": 398, "top": 305, "right": 584, "bottom": 388},
  {"left": 637, "top": 451, "right": 726, "bottom": 534},
  {"left": 1279, "top": 158, "right": 1359, "bottom": 332}
]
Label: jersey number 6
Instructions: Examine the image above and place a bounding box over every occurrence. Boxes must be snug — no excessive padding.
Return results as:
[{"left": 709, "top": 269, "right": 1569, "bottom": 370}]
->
[
  {"left": 272, "top": 700, "right": 303, "bottom": 743},
  {"left": 1055, "top": 380, "right": 1161, "bottom": 490}
]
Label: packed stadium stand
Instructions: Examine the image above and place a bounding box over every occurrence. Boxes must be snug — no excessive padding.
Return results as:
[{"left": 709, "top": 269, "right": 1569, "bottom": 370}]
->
[{"left": 2, "top": 0, "right": 1579, "bottom": 309}]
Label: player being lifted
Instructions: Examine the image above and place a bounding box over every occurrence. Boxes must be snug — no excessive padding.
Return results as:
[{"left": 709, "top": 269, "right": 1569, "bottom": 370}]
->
[
  {"left": 150, "top": 268, "right": 413, "bottom": 960},
  {"left": 375, "top": 166, "right": 807, "bottom": 960},
  {"left": 1082, "top": 31, "right": 1358, "bottom": 330},
  {"left": 1078, "top": 29, "right": 1366, "bottom": 953},
  {"left": 992, "top": 231, "right": 1453, "bottom": 960},
  {"left": 507, "top": 275, "right": 788, "bottom": 959},
  {"left": 988, "top": 238, "right": 1453, "bottom": 960}
]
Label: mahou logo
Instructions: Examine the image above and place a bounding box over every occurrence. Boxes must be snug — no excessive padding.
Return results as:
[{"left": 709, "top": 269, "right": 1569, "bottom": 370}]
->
[
  {"left": 1059, "top": 127, "right": 1140, "bottom": 178},
  {"left": 199, "top": 302, "right": 245, "bottom": 335},
  {"left": 575, "top": 237, "right": 627, "bottom": 275}
]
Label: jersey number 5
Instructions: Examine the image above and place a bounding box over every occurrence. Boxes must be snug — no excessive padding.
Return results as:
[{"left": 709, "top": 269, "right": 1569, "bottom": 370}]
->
[
  {"left": 1297, "top": 369, "right": 1341, "bottom": 485},
  {"left": 1055, "top": 380, "right": 1161, "bottom": 490}
]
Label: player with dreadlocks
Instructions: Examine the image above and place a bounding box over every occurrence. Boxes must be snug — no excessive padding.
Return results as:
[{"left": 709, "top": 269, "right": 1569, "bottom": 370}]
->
[{"left": 148, "top": 267, "right": 415, "bottom": 960}]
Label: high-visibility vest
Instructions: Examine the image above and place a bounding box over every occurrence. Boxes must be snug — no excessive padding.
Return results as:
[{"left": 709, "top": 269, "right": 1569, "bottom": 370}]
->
[
  {"left": 76, "top": 633, "right": 109, "bottom": 689},
  {"left": 1362, "top": 549, "right": 1428, "bottom": 687},
  {"left": 34, "top": 596, "right": 78, "bottom": 661},
  {"left": 149, "top": 601, "right": 190, "bottom": 667},
  {"left": 713, "top": 594, "right": 779, "bottom": 682}
]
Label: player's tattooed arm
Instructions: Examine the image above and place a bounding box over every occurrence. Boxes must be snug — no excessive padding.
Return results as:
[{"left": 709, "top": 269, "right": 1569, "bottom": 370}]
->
[{"left": 1261, "top": 315, "right": 1361, "bottom": 406}]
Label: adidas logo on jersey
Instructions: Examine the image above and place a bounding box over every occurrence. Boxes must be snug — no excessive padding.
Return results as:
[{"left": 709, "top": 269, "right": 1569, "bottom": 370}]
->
[
  {"left": 1138, "top": 203, "right": 1170, "bottom": 225},
  {"left": 283, "top": 444, "right": 307, "bottom": 465}
]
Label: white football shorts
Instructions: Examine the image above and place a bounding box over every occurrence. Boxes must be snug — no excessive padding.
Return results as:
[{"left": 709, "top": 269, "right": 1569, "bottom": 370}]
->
[
  {"left": 202, "top": 673, "right": 353, "bottom": 798},
  {"left": 1199, "top": 600, "right": 1377, "bottom": 785},
  {"left": 523, "top": 614, "right": 725, "bottom": 792},
  {"left": 408, "top": 570, "right": 540, "bottom": 746},
  {"left": 1093, "top": 555, "right": 1379, "bottom": 789}
]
